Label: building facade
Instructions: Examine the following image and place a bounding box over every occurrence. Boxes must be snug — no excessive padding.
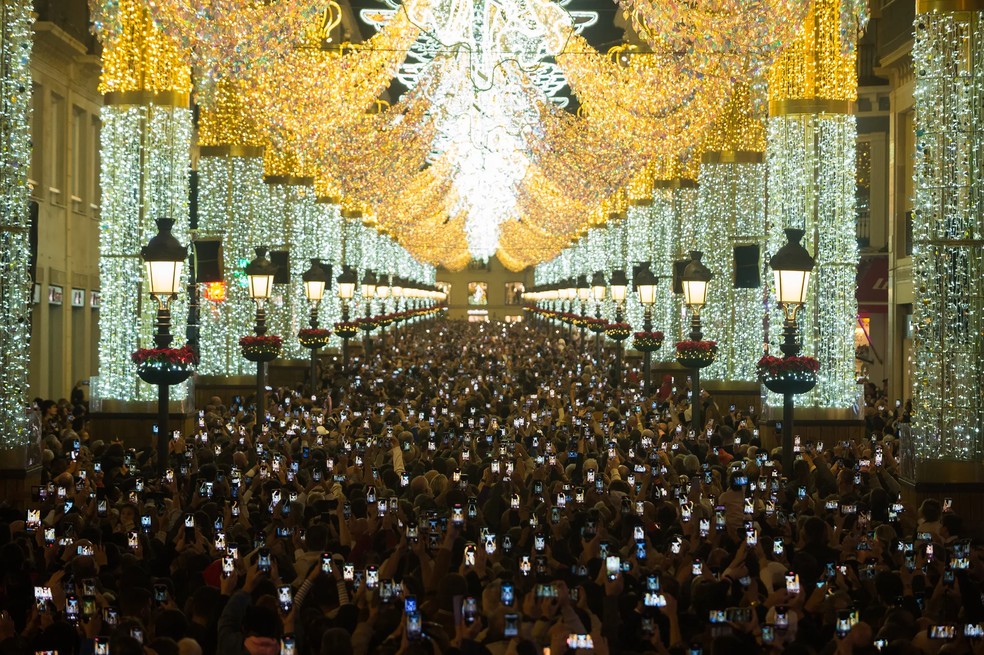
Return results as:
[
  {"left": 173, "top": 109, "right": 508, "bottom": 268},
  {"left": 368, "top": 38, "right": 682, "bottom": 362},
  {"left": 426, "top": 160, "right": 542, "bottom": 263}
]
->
[{"left": 28, "top": 0, "right": 102, "bottom": 401}]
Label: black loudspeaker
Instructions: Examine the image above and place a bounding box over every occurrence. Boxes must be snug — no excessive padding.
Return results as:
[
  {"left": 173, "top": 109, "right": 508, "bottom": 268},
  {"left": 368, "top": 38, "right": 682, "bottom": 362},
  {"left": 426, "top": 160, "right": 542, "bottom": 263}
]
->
[
  {"left": 270, "top": 250, "right": 291, "bottom": 284},
  {"left": 733, "top": 245, "right": 761, "bottom": 288},
  {"left": 671, "top": 259, "right": 688, "bottom": 295},
  {"left": 194, "top": 238, "right": 224, "bottom": 283}
]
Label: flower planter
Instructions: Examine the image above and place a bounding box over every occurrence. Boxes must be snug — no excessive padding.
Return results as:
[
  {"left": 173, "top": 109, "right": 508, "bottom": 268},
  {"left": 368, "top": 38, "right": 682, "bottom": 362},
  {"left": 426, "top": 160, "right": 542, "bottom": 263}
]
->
[
  {"left": 762, "top": 373, "right": 817, "bottom": 396},
  {"left": 241, "top": 346, "right": 280, "bottom": 362},
  {"left": 334, "top": 324, "right": 360, "bottom": 339},
  {"left": 358, "top": 320, "right": 377, "bottom": 333},
  {"left": 240, "top": 335, "right": 282, "bottom": 362},
  {"left": 137, "top": 363, "right": 192, "bottom": 386},
  {"left": 298, "top": 330, "right": 332, "bottom": 350},
  {"left": 675, "top": 340, "right": 717, "bottom": 369},
  {"left": 632, "top": 338, "right": 663, "bottom": 353},
  {"left": 588, "top": 321, "right": 607, "bottom": 334},
  {"left": 605, "top": 325, "right": 632, "bottom": 341},
  {"left": 676, "top": 354, "right": 715, "bottom": 369}
]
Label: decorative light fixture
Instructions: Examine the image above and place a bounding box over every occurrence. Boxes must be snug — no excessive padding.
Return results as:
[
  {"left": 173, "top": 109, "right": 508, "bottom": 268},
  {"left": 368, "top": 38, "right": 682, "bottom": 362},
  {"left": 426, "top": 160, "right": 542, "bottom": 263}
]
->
[
  {"left": 301, "top": 258, "right": 331, "bottom": 387},
  {"left": 336, "top": 265, "right": 358, "bottom": 366},
  {"left": 139, "top": 218, "right": 188, "bottom": 473},
  {"left": 634, "top": 262, "right": 659, "bottom": 388},
  {"left": 245, "top": 246, "right": 279, "bottom": 419},
  {"left": 681, "top": 251, "right": 714, "bottom": 433},
  {"left": 768, "top": 228, "right": 817, "bottom": 473}
]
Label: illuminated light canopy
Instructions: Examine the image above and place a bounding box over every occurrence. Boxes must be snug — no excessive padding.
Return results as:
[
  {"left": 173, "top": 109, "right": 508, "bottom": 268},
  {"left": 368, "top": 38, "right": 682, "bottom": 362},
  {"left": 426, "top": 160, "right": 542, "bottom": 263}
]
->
[{"left": 144, "top": 0, "right": 321, "bottom": 82}]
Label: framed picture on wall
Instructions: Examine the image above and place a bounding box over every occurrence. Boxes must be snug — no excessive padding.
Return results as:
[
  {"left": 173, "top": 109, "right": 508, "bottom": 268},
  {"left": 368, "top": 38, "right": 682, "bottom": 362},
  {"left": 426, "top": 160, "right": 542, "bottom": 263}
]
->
[
  {"left": 436, "top": 281, "right": 451, "bottom": 299},
  {"left": 504, "top": 282, "right": 525, "bottom": 305},
  {"left": 467, "top": 282, "right": 488, "bottom": 306}
]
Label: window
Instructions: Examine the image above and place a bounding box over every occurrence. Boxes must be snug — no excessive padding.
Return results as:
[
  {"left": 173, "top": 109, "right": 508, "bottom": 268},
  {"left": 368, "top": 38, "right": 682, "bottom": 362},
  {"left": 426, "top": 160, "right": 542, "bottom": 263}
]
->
[
  {"left": 504, "top": 282, "right": 525, "bottom": 305},
  {"left": 50, "top": 92, "right": 66, "bottom": 203},
  {"left": 30, "top": 83, "right": 43, "bottom": 190},
  {"left": 90, "top": 115, "right": 101, "bottom": 215},
  {"left": 467, "top": 282, "right": 488, "bottom": 306},
  {"left": 72, "top": 106, "right": 86, "bottom": 212}
]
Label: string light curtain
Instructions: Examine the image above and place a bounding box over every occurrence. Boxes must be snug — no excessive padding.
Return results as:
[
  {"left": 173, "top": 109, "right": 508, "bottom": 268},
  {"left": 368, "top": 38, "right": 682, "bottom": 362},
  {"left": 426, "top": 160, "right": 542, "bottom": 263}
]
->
[
  {"left": 908, "top": 1, "right": 984, "bottom": 466},
  {"left": 0, "top": 0, "right": 33, "bottom": 448},
  {"left": 765, "top": 0, "right": 864, "bottom": 409},
  {"left": 92, "top": 0, "right": 192, "bottom": 402},
  {"left": 196, "top": 80, "right": 270, "bottom": 376},
  {"left": 694, "top": 83, "right": 768, "bottom": 382}
]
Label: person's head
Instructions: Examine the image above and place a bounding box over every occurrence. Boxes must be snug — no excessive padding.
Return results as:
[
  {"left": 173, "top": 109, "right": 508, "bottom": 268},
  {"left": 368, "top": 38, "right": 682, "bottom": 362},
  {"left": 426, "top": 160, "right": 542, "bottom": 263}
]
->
[
  {"left": 941, "top": 513, "right": 962, "bottom": 540},
  {"left": 242, "top": 604, "right": 283, "bottom": 655},
  {"left": 319, "top": 628, "right": 353, "bottom": 655},
  {"left": 919, "top": 498, "right": 941, "bottom": 524}
]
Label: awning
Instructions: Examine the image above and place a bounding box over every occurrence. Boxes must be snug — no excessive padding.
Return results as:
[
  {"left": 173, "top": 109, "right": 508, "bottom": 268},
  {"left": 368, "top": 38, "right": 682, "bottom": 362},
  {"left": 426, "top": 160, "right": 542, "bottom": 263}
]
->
[{"left": 856, "top": 255, "right": 888, "bottom": 314}]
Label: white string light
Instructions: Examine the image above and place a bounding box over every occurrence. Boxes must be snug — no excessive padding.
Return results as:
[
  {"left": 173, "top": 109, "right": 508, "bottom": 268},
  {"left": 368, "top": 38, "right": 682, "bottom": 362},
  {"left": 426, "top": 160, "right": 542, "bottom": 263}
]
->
[{"left": 0, "top": 0, "right": 33, "bottom": 447}]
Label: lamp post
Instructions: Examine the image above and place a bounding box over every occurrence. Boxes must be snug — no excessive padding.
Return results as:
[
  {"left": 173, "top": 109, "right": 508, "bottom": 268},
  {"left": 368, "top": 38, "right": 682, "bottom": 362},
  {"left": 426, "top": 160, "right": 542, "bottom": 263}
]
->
[
  {"left": 635, "top": 263, "right": 658, "bottom": 389},
  {"left": 301, "top": 258, "right": 330, "bottom": 391},
  {"left": 576, "top": 274, "right": 590, "bottom": 352},
  {"left": 337, "top": 265, "right": 357, "bottom": 367},
  {"left": 591, "top": 272, "right": 606, "bottom": 363},
  {"left": 140, "top": 218, "right": 187, "bottom": 475},
  {"left": 377, "top": 276, "right": 391, "bottom": 349},
  {"left": 681, "top": 252, "right": 713, "bottom": 435},
  {"left": 245, "top": 246, "right": 277, "bottom": 430},
  {"left": 610, "top": 269, "right": 628, "bottom": 386},
  {"left": 769, "top": 228, "right": 816, "bottom": 473},
  {"left": 361, "top": 270, "right": 378, "bottom": 358}
]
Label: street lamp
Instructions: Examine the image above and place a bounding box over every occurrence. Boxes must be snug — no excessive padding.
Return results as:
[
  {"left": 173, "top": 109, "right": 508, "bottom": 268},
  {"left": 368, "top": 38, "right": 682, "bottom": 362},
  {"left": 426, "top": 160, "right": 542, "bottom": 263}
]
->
[
  {"left": 376, "top": 276, "right": 391, "bottom": 348},
  {"left": 610, "top": 269, "right": 628, "bottom": 386},
  {"left": 681, "top": 251, "right": 714, "bottom": 435},
  {"left": 361, "top": 270, "right": 378, "bottom": 357},
  {"left": 337, "top": 265, "right": 357, "bottom": 367},
  {"left": 576, "top": 274, "right": 590, "bottom": 351},
  {"left": 769, "top": 228, "right": 816, "bottom": 473},
  {"left": 635, "top": 262, "right": 659, "bottom": 389},
  {"left": 591, "top": 272, "right": 607, "bottom": 362},
  {"left": 302, "top": 258, "right": 330, "bottom": 390},
  {"left": 245, "top": 246, "right": 278, "bottom": 427},
  {"left": 140, "top": 218, "right": 187, "bottom": 474}
]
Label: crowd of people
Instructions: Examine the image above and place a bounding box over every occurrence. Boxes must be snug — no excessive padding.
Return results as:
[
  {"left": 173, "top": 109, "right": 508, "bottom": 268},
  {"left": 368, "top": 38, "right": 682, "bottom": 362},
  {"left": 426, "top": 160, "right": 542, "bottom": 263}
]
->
[{"left": 1, "top": 320, "right": 978, "bottom": 655}]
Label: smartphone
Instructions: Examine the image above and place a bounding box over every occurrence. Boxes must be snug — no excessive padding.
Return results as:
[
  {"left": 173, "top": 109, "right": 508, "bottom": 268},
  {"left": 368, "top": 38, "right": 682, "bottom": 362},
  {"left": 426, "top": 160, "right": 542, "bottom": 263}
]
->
[
  {"left": 504, "top": 612, "right": 519, "bottom": 637},
  {"left": 281, "top": 636, "right": 296, "bottom": 655},
  {"left": 501, "top": 581, "right": 514, "bottom": 607},
  {"left": 278, "top": 585, "right": 292, "bottom": 612},
  {"left": 407, "top": 611, "right": 422, "bottom": 640},
  {"left": 258, "top": 548, "right": 271, "bottom": 573},
  {"left": 463, "top": 597, "right": 478, "bottom": 625}
]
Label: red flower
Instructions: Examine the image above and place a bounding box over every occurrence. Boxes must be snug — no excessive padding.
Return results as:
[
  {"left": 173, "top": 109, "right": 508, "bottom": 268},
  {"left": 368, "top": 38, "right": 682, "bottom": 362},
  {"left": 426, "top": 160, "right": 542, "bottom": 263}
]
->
[
  {"left": 298, "top": 328, "right": 332, "bottom": 338},
  {"left": 634, "top": 331, "right": 665, "bottom": 341},
  {"left": 239, "top": 335, "right": 283, "bottom": 348},
  {"left": 757, "top": 354, "right": 819, "bottom": 375},
  {"left": 131, "top": 345, "right": 198, "bottom": 367}
]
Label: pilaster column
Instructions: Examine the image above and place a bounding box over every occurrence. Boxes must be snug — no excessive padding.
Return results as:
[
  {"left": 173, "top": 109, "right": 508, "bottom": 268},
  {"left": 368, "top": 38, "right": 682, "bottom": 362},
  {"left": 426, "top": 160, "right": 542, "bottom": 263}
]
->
[
  {"left": 766, "top": 0, "right": 863, "bottom": 408},
  {"left": 94, "top": 0, "right": 192, "bottom": 402},
  {"left": 907, "top": 0, "right": 984, "bottom": 472}
]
